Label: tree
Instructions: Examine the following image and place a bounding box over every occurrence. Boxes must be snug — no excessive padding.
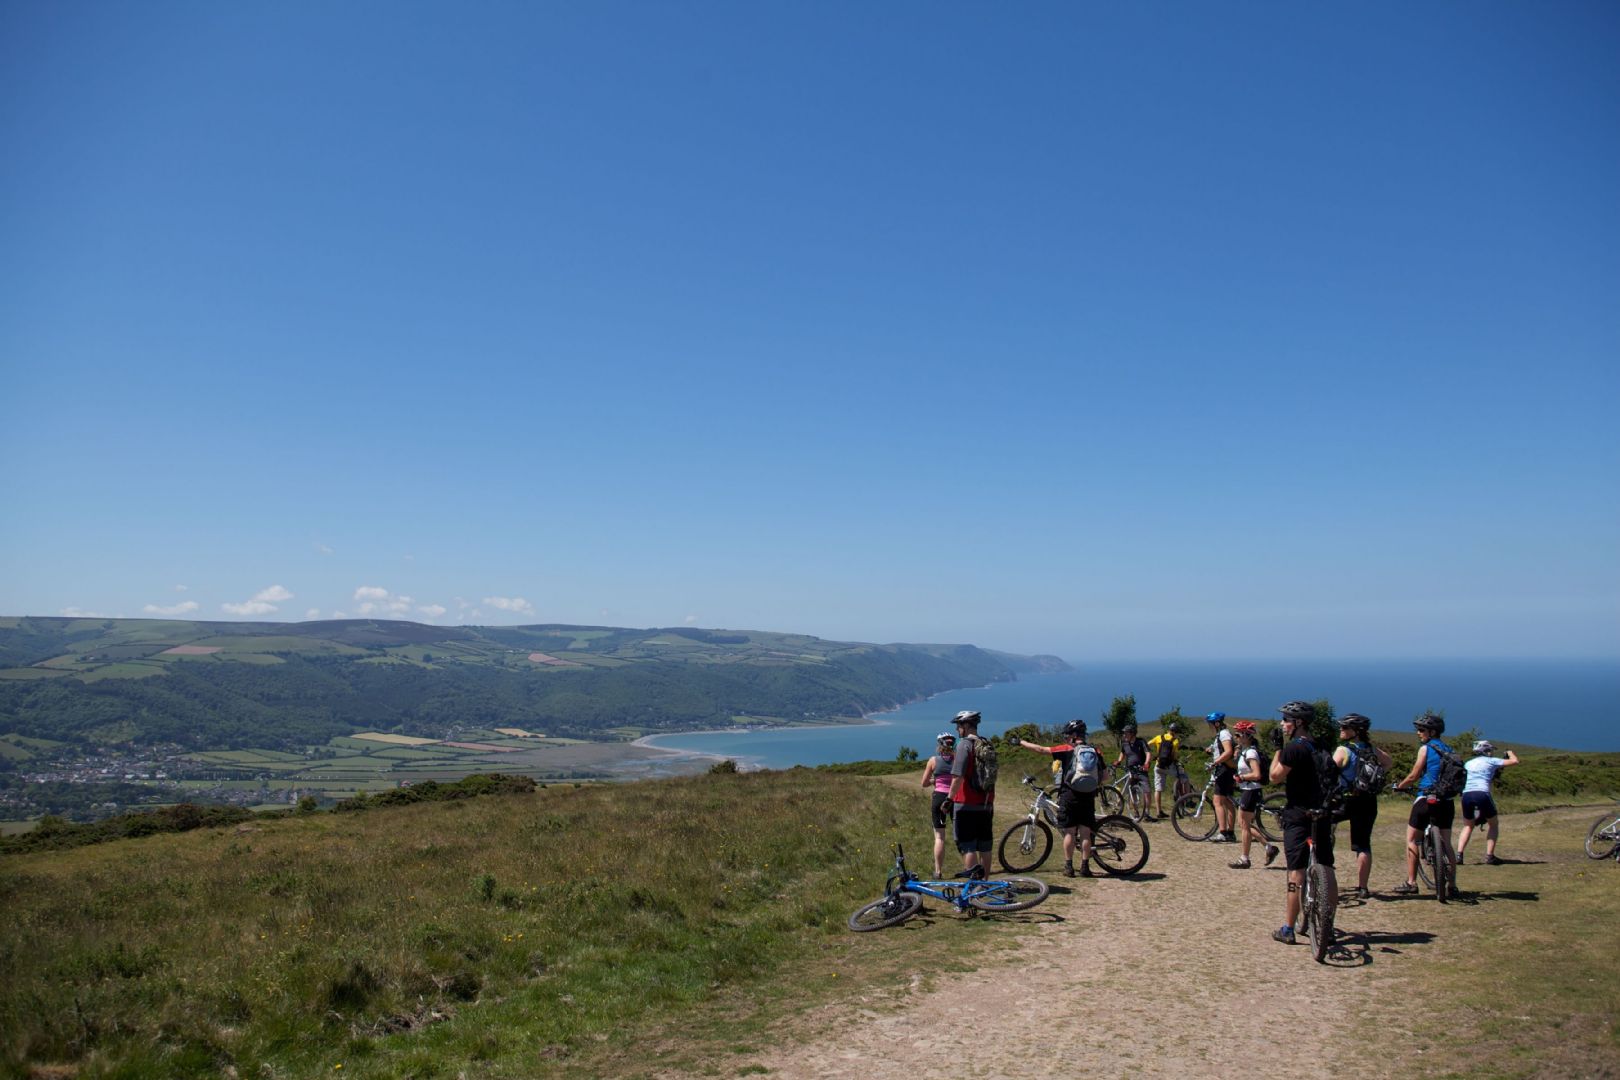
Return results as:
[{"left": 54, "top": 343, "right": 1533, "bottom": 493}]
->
[
  {"left": 1308, "top": 698, "right": 1337, "bottom": 748},
  {"left": 895, "top": 746, "right": 919, "bottom": 763},
  {"left": 1155, "top": 705, "right": 1188, "bottom": 736},
  {"left": 1101, "top": 694, "right": 1137, "bottom": 745}
]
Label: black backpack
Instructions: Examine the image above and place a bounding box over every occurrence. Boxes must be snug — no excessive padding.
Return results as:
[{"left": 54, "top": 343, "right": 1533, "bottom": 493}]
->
[
  {"left": 1156, "top": 736, "right": 1177, "bottom": 767},
  {"left": 1311, "top": 744, "right": 1347, "bottom": 812},
  {"left": 1346, "top": 744, "right": 1387, "bottom": 798},
  {"left": 1429, "top": 744, "right": 1467, "bottom": 800},
  {"left": 1253, "top": 746, "right": 1272, "bottom": 786}
]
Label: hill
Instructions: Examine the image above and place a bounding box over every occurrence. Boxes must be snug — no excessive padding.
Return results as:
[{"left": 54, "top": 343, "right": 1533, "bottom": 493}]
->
[{"left": 0, "top": 616, "right": 1068, "bottom": 749}]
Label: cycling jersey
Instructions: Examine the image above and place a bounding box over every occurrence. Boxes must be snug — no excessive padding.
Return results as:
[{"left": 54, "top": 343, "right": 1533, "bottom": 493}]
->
[
  {"left": 1463, "top": 756, "right": 1508, "bottom": 795},
  {"left": 931, "top": 752, "right": 955, "bottom": 794},
  {"left": 1237, "top": 746, "right": 1264, "bottom": 790},
  {"left": 1417, "top": 738, "right": 1454, "bottom": 796}
]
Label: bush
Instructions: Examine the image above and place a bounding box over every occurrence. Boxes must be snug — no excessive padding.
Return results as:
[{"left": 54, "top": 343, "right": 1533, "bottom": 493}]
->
[{"left": 708, "top": 759, "right": 739, "bottom": 774}]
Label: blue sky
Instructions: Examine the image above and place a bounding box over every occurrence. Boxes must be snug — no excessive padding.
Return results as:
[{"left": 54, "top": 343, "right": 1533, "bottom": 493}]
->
[{"left": 2, "top": 2, "right": 1616, "bottom": 660}]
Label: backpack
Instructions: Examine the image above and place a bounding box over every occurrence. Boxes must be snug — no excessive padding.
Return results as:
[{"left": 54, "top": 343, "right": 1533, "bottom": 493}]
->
[
  {"left": 1156, "top": 736, "right": 1177, "bottom": 767},
  {"left": 965, "top": 735, "right": 998, "bottom": 794},
  {"left": 1065, "top": 743, "right": 1102, "bottom": 794},
  {"left": 1429, "top": 745, "right": 1467, "bottom": 800},
  {"left": 1347, "top": 745, "right": 1387, "bottom": 797},
  {"left": 1311, "top": 744, "right": 1347, "bottom": 812},
  {"left": 1252, "top": 746, "right": 1272, "bottom": 786}
]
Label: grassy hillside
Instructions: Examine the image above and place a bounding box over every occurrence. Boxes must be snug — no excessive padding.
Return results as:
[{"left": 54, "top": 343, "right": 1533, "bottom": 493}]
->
[
  {"left": 0, "top": 769, "right": 928, "bottom": 1079},
  {"left": 0, "top": 617, "right": 1066, "bottom": 748}
]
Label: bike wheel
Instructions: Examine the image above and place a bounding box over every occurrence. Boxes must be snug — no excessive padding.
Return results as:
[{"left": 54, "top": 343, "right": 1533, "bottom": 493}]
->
[
  {"left": 1089, "top": 814, "right": 1150, "bottom": 876},
  {"left": 1585, "top": 813, "right": 1620, "bottom": 860},
  {"left": 1099, "top": 785, "right": 1124, "bottom": 816},
  {"left": 1415, "top": 831, "right": 1435, "bottom": 889},
  {"left": 1126, "top": 779, "right": 1148, "bottom": 821},
  {"left": 997, "top": 818, "right": 1053, "bottom": 874},
  {"left": 1254, "top": 794, "right": 1284, "bottom": 844},
  {"left": 1430, "top": 831, "right": 1448, "bottom": 904},
  {"left": 1308, "top": 863, "right": 1334, "bottom": 963},
  {"left": 848, "top": 891, "right": 923, "bottom": 932},
  {"left": 1172, "top": 793, "right": 1216, "bottom": 842},
  {"left": 967, "top": 876, "right": 1050, "bottom": 913}
]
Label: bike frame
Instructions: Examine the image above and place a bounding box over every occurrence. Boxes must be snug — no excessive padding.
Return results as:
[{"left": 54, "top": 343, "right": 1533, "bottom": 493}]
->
[{"left": 884, "top": 845, "right": 1026, "bottom": 912}]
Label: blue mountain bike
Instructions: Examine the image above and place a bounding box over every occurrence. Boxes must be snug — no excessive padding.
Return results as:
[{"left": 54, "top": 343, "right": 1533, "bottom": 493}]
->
[{"left": 848, "top": 843, "right": 1050, "bottom": 931}]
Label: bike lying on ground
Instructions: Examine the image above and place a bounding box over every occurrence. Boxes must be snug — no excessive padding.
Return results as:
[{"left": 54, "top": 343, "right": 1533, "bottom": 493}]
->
[
  {"left": 996, "top": 776, "right": 1150, "bottom": 876},
  {"left": 1585, "top": 803, "right": 1620, "bottom": 861},
  {"left": 848, "top": 842, "right": 1050, "bottom": 931},
  {"left": 1171, "top": 774, "right": 1283, "bottom": 843}
]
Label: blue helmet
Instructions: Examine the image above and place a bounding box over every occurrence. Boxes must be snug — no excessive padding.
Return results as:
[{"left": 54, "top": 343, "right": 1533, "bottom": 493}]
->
[{"left": 1205, "top": 711, "right": 1226, "bottom": 725}]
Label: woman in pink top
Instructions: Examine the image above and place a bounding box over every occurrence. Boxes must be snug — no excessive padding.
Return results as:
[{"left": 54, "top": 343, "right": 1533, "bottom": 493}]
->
[{"left": 920, "top": 732, "right": 957, "bottom": 877}]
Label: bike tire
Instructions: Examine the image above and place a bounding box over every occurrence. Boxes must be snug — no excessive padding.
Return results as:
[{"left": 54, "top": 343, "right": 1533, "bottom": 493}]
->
[
  {"left": 1431, "top": 831, "right": 1448, "bottom": 904},
  {"left": 848, "top": 891, "right": 923, "bottom": 932},
  {"left": 1585, "top": 813, "right": 1620, "bottom": 860},
  {"left": 967, "top": 875, "right": 1050, "bottom": 913},
  {"left": 997, "top": 818, "right": 1053, "bottom": 874},
  {"left": 1089, "top": 813, "right": 1150, "bottom": 876},
  {"left": 1415, "top": 830, "right": 1435, "bottom": 889},
  {"left": 1099, "top": 786, "right": 1124, "bottom": 816},
  {"left": 1126, "top": 778, "right": 1148, "bottom": 822},
  {"left": 1254, "top": 794, "right": 1284, "bottom": 844},
  {"left": 1308, "top": 862, "right": 1334, "bottom": 963},
  {"left": 1171, "top": 792, "right": 1216, "bottom": 842}
]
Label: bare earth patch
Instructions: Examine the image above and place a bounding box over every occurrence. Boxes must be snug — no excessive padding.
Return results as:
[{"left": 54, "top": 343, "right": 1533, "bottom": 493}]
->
[{"left": 160, "top": 645, "right": 221, "bottom": 655}]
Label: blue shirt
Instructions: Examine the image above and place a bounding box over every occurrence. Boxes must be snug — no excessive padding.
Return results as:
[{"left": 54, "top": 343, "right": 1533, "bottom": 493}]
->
[{"left": 1419, "top": 738, "right": 1453, "bottom": 795}]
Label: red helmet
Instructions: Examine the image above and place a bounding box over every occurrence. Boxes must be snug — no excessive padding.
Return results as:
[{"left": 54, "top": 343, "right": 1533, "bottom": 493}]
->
[{"left": 1232, "top": 720, "right": 1258, "bottom": 736}]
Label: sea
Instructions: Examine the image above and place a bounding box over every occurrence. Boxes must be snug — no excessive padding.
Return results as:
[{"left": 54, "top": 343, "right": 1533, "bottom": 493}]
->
[{"left": 642, "top": 658, "right": 1620, "bottom": 769}]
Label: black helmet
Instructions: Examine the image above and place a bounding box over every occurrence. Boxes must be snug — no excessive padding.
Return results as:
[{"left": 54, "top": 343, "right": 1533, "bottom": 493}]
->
[
  {"left": 1278, "top": 701, "right": 1315, "bottom": 722},
  {"left": 1063, "top": 719, "right": 1087, "bottom": 739},
  {"left": 1122, "top": 722, "right": 1137, "bottom": 733},
  {"left": 1414, "top": 712, "right": 1445, "bottom": 735},
  {"left": 952, "top": 710, "right": 981, "bottom": 727},
  {"left": 1339, "top": 713, "right": 1371, "bottom": 734}
]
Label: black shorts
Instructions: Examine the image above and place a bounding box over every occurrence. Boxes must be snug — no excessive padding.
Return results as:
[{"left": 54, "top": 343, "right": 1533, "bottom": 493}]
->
[
  {"left": 931, "top": 791, "right": 954, "bottom": 829},
  {"left": 1408, "top": 796, "right": 1455, "bottom": 831},
  {"left": 1461, "top": 792, "right": 1497, "bottom": 823},
  {"left": 1281, "top": 807, "right": 1334, "bottom": 870},
  {"left": 1340, "top": 794, "right": 1378, "bottom": 853},
  {"left": 1056, "top": 788, "right": 1096, "bottom": 831},
  {"left": 953, "top": 807, "right": 993, "bottom": 853},
  {"left": 1213, "top": 767, "right": 1237, "bottom": 797},
  {"left": 1238, "top": 788, "right": 1264, "bottom": 813}
]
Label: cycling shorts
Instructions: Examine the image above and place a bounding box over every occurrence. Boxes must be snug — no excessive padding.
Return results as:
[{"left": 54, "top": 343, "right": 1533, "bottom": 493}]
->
[
  {"left": 953, "top": 806, "right": 993, "bottom": 853},
  {"left": 931, "top": 791, "right": 955, "bottom": 830},
  {"left": 1281, "top": 807, "right": 1334, "bottom": 870},
  {"left": 1408, "top": 796, "right": 1455, "bottom": 831},
  {"left": 1340, "top": 794, "right": 1378, "bottom": 853},
  {"left": 1461, "top": 792, "right": 1498, "bottom": 823},
  {"left": 1056, "top": 788, "right": 1096, "bottom": 831},
  {"left": 1213, "top": 767, "right": 1237, "bottom": 797},
  {"left": 1238, "top": 787, "right": 1264, "bottom": 813}
]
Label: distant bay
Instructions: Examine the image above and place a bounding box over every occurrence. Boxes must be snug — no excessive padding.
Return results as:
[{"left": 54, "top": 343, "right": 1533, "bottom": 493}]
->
[{"left": 643, "top": 658, "right": 1620, "bottom": 768}]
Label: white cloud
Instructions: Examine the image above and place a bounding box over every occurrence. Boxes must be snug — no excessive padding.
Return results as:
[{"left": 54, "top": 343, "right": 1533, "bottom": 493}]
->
[
  {"left": 222, "top": 601, "right": 277, "bottom": 616},
  {"left": 305, "top": 608, "right": 321, "bottom": 620},
  {"left": 354, "top": 586, "right": 390, "bottom": 601},
  {"left": 60, "top": 607, "right": 111, "bottom": 618},
  {"left": 143, "top": 601, "right": 200, "bottom": 616},
  {"left": 333, "top": 610, "right": 348, "bottom": 619},
  {"left": 683, "top": 614, "right": 699, "bottom": 625},
  {"left": 174, "top": 584, "right": 189, "bottom": 592},
  {"left": 455, "top": 597, "right": 470, "bottom": 610},
  {"left": 254, "top": 585, "right": 293, "bottom": 603},
  {"left": 354, "top": 585, "right": 412, "bottom": 617},
  {"left": 483, "top": 596, "right": 535, "bottom": 615},
  {"left": 418, "top": 604, "right": 447, "bottom": 618},
  {"left": 315, "top": 543, "right": 334, "bottom": 556}
]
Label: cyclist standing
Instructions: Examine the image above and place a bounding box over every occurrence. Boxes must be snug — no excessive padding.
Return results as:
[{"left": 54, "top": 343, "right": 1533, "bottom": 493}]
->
[
  {"left": 1333, "top": 713, "right": 1392, "bottom": 899},
  {"left": 1147, "top": 719, "right": 1184, "bottom": 818},
  {"left": 1112, "top": 722, "right": 1151, "bottom": 819},
  {"left": 920, "top": 732, "right": 957, "bottom": 877},
  {"left": 1392, "top": 712, "right": 1457, "bottom": 896},
  {"left": 1206, "top": 712, "right": 1238, "bottom": 843},
  {"left": 1014, "top": 720, "right": 1102, "bottom": 878},
  {"left": 946, "top": 710, "right": 995, "bottom": 879},
  {"left": 1270, "top": 700, "right": 1335, "bottom": 944},
  {"left": 1229, "top": 721, "right": 1279, "bottom": 869},
  {"left": 1455, "top": 740, "right": 1519, "bottom": 865}
]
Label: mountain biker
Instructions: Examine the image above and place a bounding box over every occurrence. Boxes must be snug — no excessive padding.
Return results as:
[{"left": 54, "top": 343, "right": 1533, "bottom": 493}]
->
[
  {"left": 946, "top": 710, "right": 995, "bottom": 879},
  {"left": 1112, "top": 722, "right": 1151, "bottom": 819},
  {"left": 920, "top": 732, "right": 957, "bottom": 877},
  {"left": 1147, "top": 719, "right": 1184, "bottom": 818},
  {"left": 1206, "top": 712, "right": 1238, "bottom": 843},
  {"left": 1014, "top": 719, "right": 1102, "bottom": 878},
  {"left": 1393, "top": 712, "right": 1457, "bottom": 896},
  {"left": 1229, "top": 721, "right": 1279, "bottom": 870},
  {"left": 1455, "top": 740, "right": 1519, "bottom": 866},
  {"left": 1270, "top": 700, "right": 1335, "bottom": 944},
  {"left": 1333, "top": 713, "right": 1392, "bottom": 899}
]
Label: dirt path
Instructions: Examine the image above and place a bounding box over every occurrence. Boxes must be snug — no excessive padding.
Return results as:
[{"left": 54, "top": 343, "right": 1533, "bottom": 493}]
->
[{"left": 745, "top": 810, "right": 1434, "bottom": 1080}]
